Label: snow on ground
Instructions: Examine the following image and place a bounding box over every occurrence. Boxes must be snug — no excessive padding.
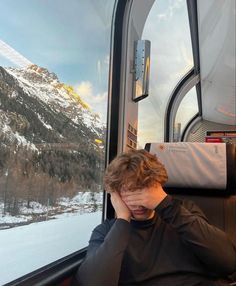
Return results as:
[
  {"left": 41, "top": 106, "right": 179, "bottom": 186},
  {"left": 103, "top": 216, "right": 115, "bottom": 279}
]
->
[
  {"left": 0, "top": 192, "right": 103, "bottom": 283},
  {"left": 0, "top": 211, "right": 102, "bottom": 285},
  {"left": 0, "top": 191, "right": 103, "bottom": 227},
  {"left": 0, "top": 191, "right": 103, "bottom": 284}
]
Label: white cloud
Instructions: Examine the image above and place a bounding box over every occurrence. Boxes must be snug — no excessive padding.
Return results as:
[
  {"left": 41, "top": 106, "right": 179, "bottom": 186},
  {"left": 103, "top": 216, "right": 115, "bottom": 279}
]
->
[
  {"left": 93, "top": 92, "right": 107, "bottom": 104},
  {"left": 76, "top": 81, "right": 108, "bottom": 123},
  {"left": 77, "top": 81, "right": 93, "bottom": 97},
  {"left": 0, "top": 39, "right": 33, "bottom": 67},
  {"left": 157, "top": 0, "right": 185, "bottom": 21}
]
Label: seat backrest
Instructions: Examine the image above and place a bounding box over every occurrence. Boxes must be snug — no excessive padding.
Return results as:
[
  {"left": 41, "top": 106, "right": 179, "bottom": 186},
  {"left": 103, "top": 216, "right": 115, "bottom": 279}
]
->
[{"left": 145, "top": 142, "right": 236, "bottom": 245}]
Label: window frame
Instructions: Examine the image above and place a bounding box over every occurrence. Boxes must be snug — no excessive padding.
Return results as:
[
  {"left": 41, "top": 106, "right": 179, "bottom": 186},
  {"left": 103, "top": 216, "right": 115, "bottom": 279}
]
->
[{"left": 0, "top": 0, "right": 126, "bottom": 285}]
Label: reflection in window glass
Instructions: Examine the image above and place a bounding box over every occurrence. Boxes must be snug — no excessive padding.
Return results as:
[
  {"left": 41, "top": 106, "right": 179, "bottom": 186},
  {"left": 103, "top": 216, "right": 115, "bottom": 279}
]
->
[
  {"left": 174, "top": 87, "right": 198, "bottom": 141},
  {"left": 0, "top": 0, "right": 115, "bottom": 283},
  {"left": 137, "top": 0, "right": 193, "bottom": 147}
]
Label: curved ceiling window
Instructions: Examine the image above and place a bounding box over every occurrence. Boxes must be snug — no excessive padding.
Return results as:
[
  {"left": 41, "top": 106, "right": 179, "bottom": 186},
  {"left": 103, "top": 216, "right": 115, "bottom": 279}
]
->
[
  {"left": 174, "top": 87, "right": 198, "bottom": 141},
  {"left": 0, "top": 0, "right": 115, "bottom": 284},
  {"left": 137, "top": 0, "right": 194, "bottom": 147}
]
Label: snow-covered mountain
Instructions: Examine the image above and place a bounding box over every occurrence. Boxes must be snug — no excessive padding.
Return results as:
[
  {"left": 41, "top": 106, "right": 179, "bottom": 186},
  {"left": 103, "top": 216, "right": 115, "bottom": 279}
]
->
[
  {"left": 0, "top": 64, "right": 105, "bottom": 147},
  {"left": 0, "top": 64, "right": 106, "bottom": 201}
]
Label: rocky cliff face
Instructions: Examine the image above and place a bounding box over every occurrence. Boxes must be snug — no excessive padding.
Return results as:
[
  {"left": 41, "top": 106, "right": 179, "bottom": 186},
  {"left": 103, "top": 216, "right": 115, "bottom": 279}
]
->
[{"left": 0, "top": 65, "right": 105, "bottom": 147}]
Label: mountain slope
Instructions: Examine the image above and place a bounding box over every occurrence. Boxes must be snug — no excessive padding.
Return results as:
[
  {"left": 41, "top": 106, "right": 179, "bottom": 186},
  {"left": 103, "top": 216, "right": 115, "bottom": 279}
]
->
[
  {"left": 0, "top": 65, "right": 105, "bottom": 146},
  {"left": 0, "top": 65, "right": 105, "bottom": 205}
]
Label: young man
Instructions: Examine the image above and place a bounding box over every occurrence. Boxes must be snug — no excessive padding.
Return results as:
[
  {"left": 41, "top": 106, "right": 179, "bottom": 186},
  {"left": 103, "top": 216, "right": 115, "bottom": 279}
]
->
[{"left": 74, "top": 149, "right": 236, "bottom": 286}]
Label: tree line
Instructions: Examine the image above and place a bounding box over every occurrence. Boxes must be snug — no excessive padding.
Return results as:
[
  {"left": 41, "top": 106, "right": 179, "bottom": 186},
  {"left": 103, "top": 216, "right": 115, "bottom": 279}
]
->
[{"left": 0, "top": 143, "right": 104, "bottom": 216}]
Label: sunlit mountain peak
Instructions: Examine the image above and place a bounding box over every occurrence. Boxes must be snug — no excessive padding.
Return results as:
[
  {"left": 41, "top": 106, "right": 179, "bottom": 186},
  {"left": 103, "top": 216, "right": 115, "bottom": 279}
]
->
[{"left": 61, "top": 83, "right": 91, "bottom": 111}]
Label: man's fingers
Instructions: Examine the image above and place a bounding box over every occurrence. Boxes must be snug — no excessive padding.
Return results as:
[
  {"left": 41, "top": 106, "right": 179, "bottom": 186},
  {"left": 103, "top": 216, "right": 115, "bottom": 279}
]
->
[
  {"left": 121, "top": 192, "right": 144, "bottom": 202},
  {"left": 110, "top": 192, "right": 122, "bottom": 205},
  {"left": 123, "top": 197, "right": 144, "bottom": 206},
  {"left": 110, "top": 191, "right": 131, "bottom": 221},
  {"left": 121, "top": 190, "right": 143, "bottom": 198}
]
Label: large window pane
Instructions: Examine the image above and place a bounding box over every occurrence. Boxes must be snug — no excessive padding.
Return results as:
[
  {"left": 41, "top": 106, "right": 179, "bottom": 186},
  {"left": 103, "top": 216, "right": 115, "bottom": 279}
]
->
[
  {"left": 137, "top": 0, "right": 193, "bottom": 147},
  {"left": 0, "top": 0, "right": 115, "bottom": 284},
  {"left": 174, "top": 87, "right": 198, "bottom": 141}
]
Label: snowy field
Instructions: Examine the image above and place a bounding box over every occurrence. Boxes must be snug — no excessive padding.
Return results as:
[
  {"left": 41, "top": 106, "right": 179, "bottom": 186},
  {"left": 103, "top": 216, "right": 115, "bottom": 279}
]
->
[
  {"left": 0, "top": 192, "right": 103, "bottom": 285},
  {"left": 0, "top": 191, "right": 102, "bottom": 228},
  {"left": 0, "top": 211, "right": 102, "bottom": 285}
]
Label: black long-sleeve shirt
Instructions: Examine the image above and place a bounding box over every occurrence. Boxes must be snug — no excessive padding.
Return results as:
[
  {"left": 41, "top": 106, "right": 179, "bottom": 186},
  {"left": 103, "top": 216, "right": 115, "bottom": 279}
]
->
[{"left": 75, "top": 196, "right": 236, "bottom": 286}]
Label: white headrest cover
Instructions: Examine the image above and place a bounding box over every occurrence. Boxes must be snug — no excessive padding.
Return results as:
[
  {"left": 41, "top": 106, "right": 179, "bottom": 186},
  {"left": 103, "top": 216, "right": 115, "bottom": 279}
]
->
[{"left": 148, "top": 142, "right": 227, "bottom": 189}]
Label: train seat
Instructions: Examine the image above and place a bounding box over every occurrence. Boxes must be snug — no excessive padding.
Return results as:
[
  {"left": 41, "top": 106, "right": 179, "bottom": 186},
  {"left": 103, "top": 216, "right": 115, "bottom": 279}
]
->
[{"left": 145, "top": 142, "right": 236, "bottom": 246}]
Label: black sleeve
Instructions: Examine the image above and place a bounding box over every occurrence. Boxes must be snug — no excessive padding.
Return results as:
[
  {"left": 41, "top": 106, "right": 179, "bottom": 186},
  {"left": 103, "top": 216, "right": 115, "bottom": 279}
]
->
[
  {"left": 75, "top": 218, "right": 131, "bottom": 286},
  {"left": 156, "top": 195, "right": 236, "bottom": 275}
]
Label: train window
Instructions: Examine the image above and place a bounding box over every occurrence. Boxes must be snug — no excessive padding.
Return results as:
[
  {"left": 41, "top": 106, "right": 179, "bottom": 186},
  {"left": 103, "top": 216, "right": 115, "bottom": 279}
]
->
[
  {"left": 175, "top": 87, "right": 198, "bottom": 141},
  {"left": 0, "top": 0, "right": 115, "bottom": 284},
  {"left": 137, "top": 0, "right": 193, "bottom": 147}
]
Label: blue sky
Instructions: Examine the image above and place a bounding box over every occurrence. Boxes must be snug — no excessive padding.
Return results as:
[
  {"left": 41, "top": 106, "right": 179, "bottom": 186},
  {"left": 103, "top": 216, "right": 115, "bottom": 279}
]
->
[
  {"left": 0, "top": 0, "right": 112, "bottom": 84},
  {"left": 0, "top": 0, "right": 195, "bottom": 129},
  {"left": 0, "top": 0, "right": 114, "bottom": 97}
]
